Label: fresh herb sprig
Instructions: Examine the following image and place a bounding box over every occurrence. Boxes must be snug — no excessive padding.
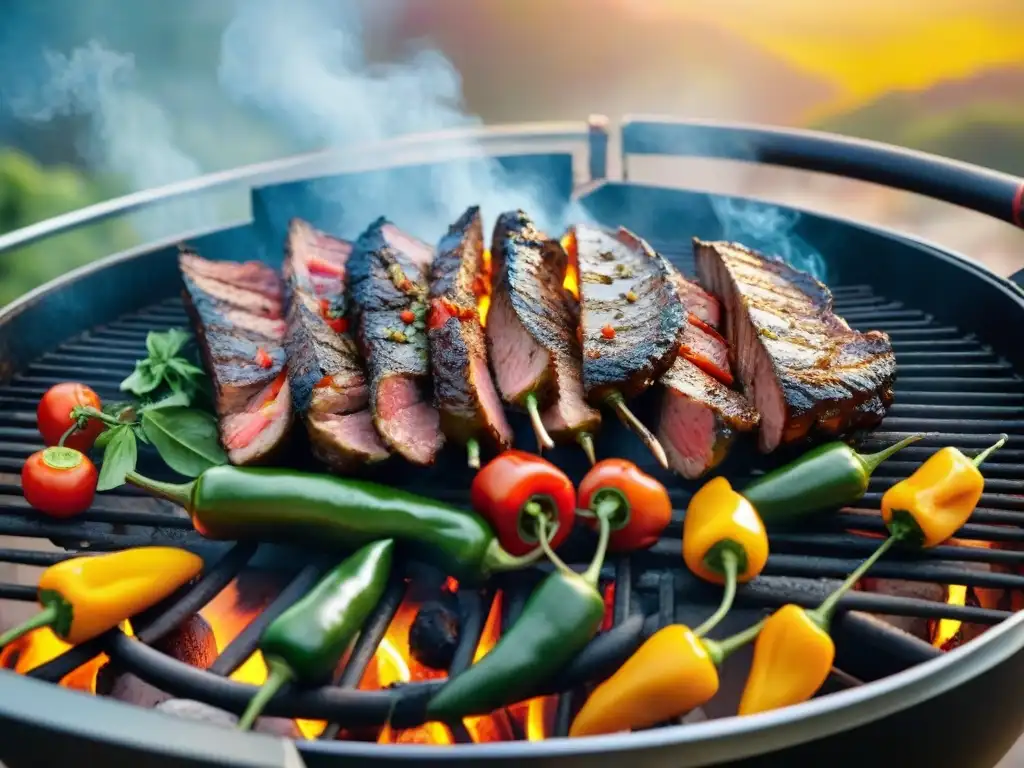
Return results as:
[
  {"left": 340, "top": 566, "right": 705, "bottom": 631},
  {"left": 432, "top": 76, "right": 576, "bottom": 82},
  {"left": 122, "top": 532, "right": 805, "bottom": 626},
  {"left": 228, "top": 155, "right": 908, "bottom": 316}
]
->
[
  {"left": 121, "top": 329, "right": 206, "bottom": 401},
  {"left": 69, "top": 328, "right": 227, "bottom": 491}
]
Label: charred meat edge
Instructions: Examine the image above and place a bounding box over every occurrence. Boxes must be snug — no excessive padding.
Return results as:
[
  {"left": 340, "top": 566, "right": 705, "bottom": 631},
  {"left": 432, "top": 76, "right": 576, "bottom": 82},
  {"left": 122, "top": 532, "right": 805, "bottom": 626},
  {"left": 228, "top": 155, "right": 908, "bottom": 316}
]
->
[
  {"left": 694, "top": 238, "right": 896, "bottom": 452},
  {"left": 283, "top": 219, "right": 389, "bottom": 470}
]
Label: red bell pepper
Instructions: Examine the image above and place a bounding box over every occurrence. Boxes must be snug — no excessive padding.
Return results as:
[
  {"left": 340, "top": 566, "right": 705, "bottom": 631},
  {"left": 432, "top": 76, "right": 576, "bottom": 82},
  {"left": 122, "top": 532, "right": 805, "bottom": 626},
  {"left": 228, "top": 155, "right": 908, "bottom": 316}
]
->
[
  {"left": 470, "top": 450, "right": 576, "bottom": 556},
  {"left": 577, "top": 459, "right": 672, "bottom": 552}
]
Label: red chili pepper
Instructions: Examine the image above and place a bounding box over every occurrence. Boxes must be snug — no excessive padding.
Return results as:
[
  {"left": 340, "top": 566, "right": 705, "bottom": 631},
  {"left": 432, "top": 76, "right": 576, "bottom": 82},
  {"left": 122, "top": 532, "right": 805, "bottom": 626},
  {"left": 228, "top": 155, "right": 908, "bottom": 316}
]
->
[
  {"left": 400, "top": 309, "right": 416, "bottom": 324},
  {"left": 255, "top": 347, "right": 273, "bottom": 369},
  {"left": 577, "top": 459, "right": 672, "bottom": 552},
  {"left": 470, "top": 450, "right": 576, "bottom": 556},
  {"left": 21, "top": 447, "right": 98, "bottom": 518}
]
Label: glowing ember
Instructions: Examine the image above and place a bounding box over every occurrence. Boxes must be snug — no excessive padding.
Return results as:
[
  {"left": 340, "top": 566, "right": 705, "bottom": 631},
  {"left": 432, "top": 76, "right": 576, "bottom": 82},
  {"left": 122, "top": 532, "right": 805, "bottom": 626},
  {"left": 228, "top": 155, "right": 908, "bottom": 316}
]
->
[
  {"left": 560, "top": 234, "right": 580, "bottom": 300},
  {"left": 477, "top": 249, "right": 493, "bottom": 327},
  {"left": 931, "top": 584, "right": 968, "bottom": 649}
]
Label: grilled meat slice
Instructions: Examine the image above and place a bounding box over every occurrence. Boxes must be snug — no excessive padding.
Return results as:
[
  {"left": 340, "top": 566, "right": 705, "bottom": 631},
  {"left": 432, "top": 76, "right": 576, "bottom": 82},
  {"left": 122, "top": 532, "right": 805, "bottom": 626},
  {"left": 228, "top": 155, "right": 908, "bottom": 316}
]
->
[
  {"left": 283, "top": 219, "right": 389, "bottom": 470},
  {"left": 573, "top": 225, "right": 685, "bottom": 401},
  {"left": 669, "top": 271, "right": 721, "bottom": 329},
  {"left": 428, "top": 207, "right": 513, "bottom": 458},
  {"left": 349, "top": 217, "right": 443, "bottom": 466},
  {"left": 488, "top": 210, "right": 599, "bottom": 449},
  {"left": 679, "top": 316, "right": 732, "bottom": 386},
  {"left": 179, "top": 249, "right": 293, "bottom": 465},
  {"left": 657, "top": 356, "right": 760, "bottom": 479},
  {"left": 695, "top": 239, "right": 896, "bottom": 452}
]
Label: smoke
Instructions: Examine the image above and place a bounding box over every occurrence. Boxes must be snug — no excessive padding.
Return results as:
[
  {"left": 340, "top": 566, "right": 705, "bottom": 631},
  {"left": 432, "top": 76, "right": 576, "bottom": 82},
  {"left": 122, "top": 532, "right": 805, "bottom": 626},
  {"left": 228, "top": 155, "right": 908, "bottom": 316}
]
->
[
  {"left": 217, "top": 0, "right": 563, "bottom": 241},
  {"left": 5, "top": 41, "right": 219, "bottom": 238},
  {"left": 710, "top": 196, "right": 828, "bottom": 281}
]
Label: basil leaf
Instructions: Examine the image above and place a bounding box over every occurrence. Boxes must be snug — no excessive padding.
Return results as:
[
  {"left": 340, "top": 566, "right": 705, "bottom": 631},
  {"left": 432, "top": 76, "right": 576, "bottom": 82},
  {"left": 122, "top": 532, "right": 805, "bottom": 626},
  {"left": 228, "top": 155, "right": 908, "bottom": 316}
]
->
[
  {"left": 143, "top": 390, "right": 191, "bottom": 411},
  {"left": 146, "top": 329, "right": 191, "bottom": 361},
  {"left": 94, "top": 427, "right": 115, "bottom": 450},
  {"left": 142, "top": 407, "right": 227, "bottom": 477},
  {"left": 121, "top": 361, "right": 162, "bottom": 396},
  {"left": 168, "top": 358, "right": 205, "bottom": 378},
  {"left": 96, "top": 425, "right": 138, "bottom": 491}
]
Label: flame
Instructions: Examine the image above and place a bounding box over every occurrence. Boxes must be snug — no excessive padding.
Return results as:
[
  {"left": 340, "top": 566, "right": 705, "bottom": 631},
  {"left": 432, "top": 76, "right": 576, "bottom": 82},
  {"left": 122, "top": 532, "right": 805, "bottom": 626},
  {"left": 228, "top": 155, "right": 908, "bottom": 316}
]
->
[
  {"left": 477, "top": 249, "right": 492, "bottom": 327},
  {"left": 200, "top": 581, "right": 326, "bottom": 739},
  {"left": 931, "top": 584, "right": 968, "bottom": 650},
  {"left": 1, "top": 620, "right": 136, "bottom": 694},
  {"left": 560, "top": 234, "right": 580, "bottom": 300}
]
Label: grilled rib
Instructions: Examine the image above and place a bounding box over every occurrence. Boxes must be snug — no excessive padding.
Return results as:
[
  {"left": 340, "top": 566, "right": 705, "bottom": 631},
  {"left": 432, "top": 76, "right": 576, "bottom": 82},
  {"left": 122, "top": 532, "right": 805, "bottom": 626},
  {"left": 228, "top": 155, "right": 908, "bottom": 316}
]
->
[
  {"left": 487, "top": 210, "right": 599, "bottom": 452},
  {"left": 574, "top": 224, "right": 685, "bottom": 400},
  {"left": 656, "top": 266, "right": 758, "bottom": 478},
  {"left": 695, "top": 238, "right": 896, "bottom": 452},
  {"left": 428, "top": 206, "right": 512, "bottom": 466},
  {"left": 282, "top": 219, "right": 389, "bottom": 471},
  {"left": 179, "top": 249, "right": 293, "bottom": 465},
  {"left": 349, "top": 217, "right": 444, "bottom": 466}
]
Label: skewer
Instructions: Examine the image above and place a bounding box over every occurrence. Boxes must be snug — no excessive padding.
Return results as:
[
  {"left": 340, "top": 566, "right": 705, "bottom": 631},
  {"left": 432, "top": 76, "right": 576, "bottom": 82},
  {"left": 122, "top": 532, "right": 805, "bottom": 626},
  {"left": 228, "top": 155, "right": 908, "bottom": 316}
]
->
[
  {"left": 607, "top": 392, "right": 668, "bottom": 469},
  {"left": 525, "top": 392, "right": 556, "bottom": 451}
]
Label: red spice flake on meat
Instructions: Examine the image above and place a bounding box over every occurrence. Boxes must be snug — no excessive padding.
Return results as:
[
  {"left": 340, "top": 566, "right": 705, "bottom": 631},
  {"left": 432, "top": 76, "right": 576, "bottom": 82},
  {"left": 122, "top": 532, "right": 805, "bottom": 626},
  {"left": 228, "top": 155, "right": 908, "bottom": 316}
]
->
[
  {"left": 255, "top": 347, "right": 273, "bottom": 369},
  {"left": 314, "top": 375, "right": 334, "bottom": 389},
  {"left": 307, "top": 256, "right": 345, "bottom": 278},
  {"left": 319, "top": 298, "right": 349, "bottom": 333},
  {"left": 427, "top": 297, "right": 475, "bottom": 330},
  {"left": 601, "top": 324, "right": 616, "bottom": 340},
  {"left": 400, "top": 309, "right": 416, "bottom": 325}
]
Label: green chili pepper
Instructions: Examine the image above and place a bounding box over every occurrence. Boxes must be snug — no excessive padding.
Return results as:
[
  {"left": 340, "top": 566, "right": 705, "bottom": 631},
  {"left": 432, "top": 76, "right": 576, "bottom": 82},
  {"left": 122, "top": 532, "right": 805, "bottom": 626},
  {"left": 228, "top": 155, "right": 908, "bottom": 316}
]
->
[
  {"left": 426, "top": 509, "right": 611, "bottom": 721},
  {"left": 741, "top": 433, "right": 925, "bottom": 524},
  {"left": 237, "top": 539, "right": 394, "bottom": 731},
  {"left": 124, "top": 467, "right": 540, "bottom": 584}
]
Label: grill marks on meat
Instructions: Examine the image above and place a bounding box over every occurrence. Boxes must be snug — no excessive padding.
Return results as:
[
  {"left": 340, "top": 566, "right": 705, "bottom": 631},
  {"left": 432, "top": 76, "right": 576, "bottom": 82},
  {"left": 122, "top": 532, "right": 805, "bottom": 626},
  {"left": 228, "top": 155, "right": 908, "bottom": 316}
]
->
[
  {"left": 428, "top": 207, "right": 512, "bottom": 459},
  {"left": 487, "top": 210, "right": 599, "bottom": 450},
  {"left": 574, "top": 225, "right": 685, "bottom": 400},
  {"left": 695, "top": 239, "right": 896, "bottom": 452},
  {"left": 283, "top": 219, "right": 389, "bottom": 470},
  {"left": 350, "top": 218, "right": 444, "bottom": 466},
  {"left": 179, "top": 249, "right": 293, "bottom": 465},
  {"left": 658, "top": 357, "right": 760, "bottom": 479}
]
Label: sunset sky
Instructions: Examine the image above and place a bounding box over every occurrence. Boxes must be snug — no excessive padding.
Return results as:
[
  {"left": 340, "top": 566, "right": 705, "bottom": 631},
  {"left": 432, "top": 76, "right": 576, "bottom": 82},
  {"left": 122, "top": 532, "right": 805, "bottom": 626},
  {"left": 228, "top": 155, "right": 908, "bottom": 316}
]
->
[{"left": 607, "top": 0, "right": 1024, "bottom": 117}]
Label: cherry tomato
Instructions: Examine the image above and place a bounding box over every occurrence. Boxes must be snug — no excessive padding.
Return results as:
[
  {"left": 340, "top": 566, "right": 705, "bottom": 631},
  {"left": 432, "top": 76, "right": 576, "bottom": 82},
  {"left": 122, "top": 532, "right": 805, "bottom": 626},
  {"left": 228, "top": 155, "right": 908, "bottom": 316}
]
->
[
  {"left": 578, "top": 459, "right": 672, "bottom": 552},
  {"left": 21, "top": 447, "right": 98, "bottom": 518},
  {"left": 37, "top": 383, "right": 105, "bottom": 452},
  {"left": 470, "top": 450, "right": 576, "bottom": 556}
]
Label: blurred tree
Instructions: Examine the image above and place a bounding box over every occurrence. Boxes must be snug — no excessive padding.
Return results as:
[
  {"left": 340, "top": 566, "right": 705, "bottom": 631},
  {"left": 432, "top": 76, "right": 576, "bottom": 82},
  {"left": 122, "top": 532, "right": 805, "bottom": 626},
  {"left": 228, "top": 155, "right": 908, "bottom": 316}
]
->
[{"left": 0, "top": 148, "right": 137, "bottom": 305}]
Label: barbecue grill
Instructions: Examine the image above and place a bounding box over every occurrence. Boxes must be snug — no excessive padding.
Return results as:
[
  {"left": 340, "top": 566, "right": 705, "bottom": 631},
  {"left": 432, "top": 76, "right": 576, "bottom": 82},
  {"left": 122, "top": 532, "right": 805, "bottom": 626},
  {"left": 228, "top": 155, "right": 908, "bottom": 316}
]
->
[{"left": 1, "top": 115, "right": 1024, "bottom": 768}]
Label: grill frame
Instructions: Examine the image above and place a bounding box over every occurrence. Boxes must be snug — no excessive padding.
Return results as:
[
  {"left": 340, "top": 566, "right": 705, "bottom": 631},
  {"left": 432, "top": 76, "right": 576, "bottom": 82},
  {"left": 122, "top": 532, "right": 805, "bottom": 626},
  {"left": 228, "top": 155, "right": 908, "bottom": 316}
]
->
[{"left": 2, "top": 116, "right": 1024, "bottom": 768}]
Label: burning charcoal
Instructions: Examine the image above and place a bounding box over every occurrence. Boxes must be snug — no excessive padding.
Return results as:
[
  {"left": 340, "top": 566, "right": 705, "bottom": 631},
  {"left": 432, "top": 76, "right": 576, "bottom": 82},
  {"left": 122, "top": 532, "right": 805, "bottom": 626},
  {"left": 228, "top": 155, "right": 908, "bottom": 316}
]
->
[
  {"left": 408, "top": 595, "right": 461, "bottom": 671},
  {"left": 859, "top": 578, "right": 945, "bottom": 641},
  {"left": 156, "top": 699, "right": 300, "bottom": 738},
  {"left": 102, "top": 614, "right": 217, "bottom": 708}
]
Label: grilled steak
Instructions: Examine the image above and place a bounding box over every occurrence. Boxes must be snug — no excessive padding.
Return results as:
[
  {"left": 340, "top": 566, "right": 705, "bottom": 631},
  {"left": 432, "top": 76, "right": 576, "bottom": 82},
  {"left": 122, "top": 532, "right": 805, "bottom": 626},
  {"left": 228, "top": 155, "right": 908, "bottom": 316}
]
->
[
  {"left": 695, "top": 239, "right": 896, "bottom": 452},
  {"left": 572, "top": 225, "right": 685, "bottom": 401},
  {"left": 428, "top": 206, "right": 512, "bottom": 459},
  {"left": 657, "top": 357, "right": 760, "bottom": 478},
  {"left": 349, "top": 218, "right": 444, "bottom": 466},
  {"left": 282, "top": 219, "right": 389, "bottom": 470},
  {"left": 669, "top": 270, "right": 732, "bottom": 387},
  {"left": 179, "top": 249, "right": 293, "bottom": 465},
  {"left": 487, "top": 210, "right": 599, "bottom": 446}
]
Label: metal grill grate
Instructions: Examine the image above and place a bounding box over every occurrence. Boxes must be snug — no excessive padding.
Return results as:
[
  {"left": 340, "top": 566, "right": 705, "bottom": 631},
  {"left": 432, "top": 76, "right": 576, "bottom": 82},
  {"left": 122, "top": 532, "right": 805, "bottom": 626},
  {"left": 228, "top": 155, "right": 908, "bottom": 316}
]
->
[{"left": 0, "top": 269, "right": 1022, "bottom": 738}]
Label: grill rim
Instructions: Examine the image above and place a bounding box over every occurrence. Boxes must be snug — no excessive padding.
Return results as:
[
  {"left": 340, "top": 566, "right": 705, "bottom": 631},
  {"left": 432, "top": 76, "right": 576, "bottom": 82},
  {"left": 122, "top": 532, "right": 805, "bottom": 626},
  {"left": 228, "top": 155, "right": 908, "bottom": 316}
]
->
[{"left": 1, "top": 117, "right": 1024, "bottom": 765}]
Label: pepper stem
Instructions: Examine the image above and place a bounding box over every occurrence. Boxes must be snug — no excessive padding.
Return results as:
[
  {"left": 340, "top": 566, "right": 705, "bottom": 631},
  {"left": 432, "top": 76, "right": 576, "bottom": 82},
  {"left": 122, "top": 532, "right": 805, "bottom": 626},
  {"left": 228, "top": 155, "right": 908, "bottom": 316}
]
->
[
  {"left": 525, "top": 392, "right": 555, "bottom": 451},
  {"left": 481, "top": 537, "right": 548, "bottom": 575},
  {"left": 582, "top": 502, "right": 612, "bottom": 588},
  {"left": 237, "top": 657, "right": 294, "bottom": 731},
  {"left": 466, "top": 438, "right": 481, "bottom": 470},
  {"left": 577, "top": 432, "right": 597, "bottom": 465},
  {"left": 534, "top": 514, "right": 575, "bottom": 578},
  {"left": 813, "top": 534, "right": 899, "bottom": 626},
  {"left": 607, "top": 392, "right": 668, "bottom": 469},
  {"left": 972, "top": 434, "right": 1008, "bottom": 468},
  {"left": 701, "top": 618, "right": 766, "bottom": 666},
  {"left": 0, "top": 603, "right": 59, "bottom": 650},
  {"left": 694, "top": 548, "right": 739, "bottom": 638},
  {"left": 857, "top": 433, "right": 928, "bottom": 475},
  {"left": 125, "top": 470, "right": 194, "bottom": 509}
]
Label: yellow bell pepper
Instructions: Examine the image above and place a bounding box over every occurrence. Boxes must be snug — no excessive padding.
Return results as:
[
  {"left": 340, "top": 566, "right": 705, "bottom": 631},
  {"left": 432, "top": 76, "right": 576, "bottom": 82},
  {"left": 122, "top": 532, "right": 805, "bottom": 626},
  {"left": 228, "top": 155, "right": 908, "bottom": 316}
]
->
[
  {"left": 569, "top": 625, "right": 720, "bottom": 737},
  {"left": 0, "top": 547, "right": 204, "bottom": 649},
  {"left": 882, "top": 435, "right": 1006, "bottom": 548},
  {"left": 684, "top": 476, "right": 769, "bottom": 636},
  {"left": 738, "top": 604, "right": 834, "bottom": 715}
]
